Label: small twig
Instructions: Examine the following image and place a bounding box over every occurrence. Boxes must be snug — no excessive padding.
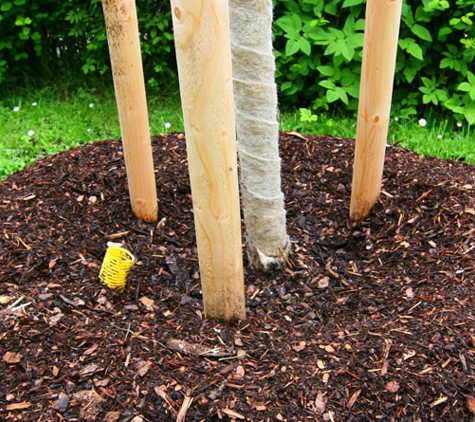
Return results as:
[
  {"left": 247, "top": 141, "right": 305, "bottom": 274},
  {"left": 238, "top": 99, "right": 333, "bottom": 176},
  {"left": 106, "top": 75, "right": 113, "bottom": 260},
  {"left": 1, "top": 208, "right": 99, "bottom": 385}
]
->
[
  {"left": 176, "top": 394, "right": 193, "bottom": 422},
  {"left": 127, "top": 226, "right": 149, "bottom": 236},
  {"left": 325, "top": 258, "right": 339, "bottom": 278},
  {"left": 110, "top": 324, "right": 167, "bottom": 348},
  {"left": 283, "top": 131, "right": 308, "bottom": 141},
  {"left": 278, "top": 247, "right": 293, "bottom": 269},
  {"left": 10, "top": 302, "right": 31, "bottom": 313},
  {"left": 218, "top": 354, "right": 246, "bottom": 362},
  {"left": 123, "top": 323, "right": 132, "bottom": 343},
  {"left": 154, "top": 386, "right": 177, "bottom": 414},
  {"left": 7, "top": 296, "right": 24, "bottom": 310}
]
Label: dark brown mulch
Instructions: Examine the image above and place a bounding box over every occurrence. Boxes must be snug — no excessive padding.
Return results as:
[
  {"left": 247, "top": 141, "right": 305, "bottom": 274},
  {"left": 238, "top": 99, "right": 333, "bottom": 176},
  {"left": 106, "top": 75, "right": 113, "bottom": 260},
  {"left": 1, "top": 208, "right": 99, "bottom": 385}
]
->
[{"left": 1, "top": 132, "right": 475, "bottom": 422}]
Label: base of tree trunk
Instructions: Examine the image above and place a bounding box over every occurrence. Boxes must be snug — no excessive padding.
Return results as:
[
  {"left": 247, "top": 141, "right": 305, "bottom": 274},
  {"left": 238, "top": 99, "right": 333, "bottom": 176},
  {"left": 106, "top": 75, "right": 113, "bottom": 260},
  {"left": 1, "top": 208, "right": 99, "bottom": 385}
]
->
[{"left": 247, "top": 241, "right": 291, "bottom": 271}]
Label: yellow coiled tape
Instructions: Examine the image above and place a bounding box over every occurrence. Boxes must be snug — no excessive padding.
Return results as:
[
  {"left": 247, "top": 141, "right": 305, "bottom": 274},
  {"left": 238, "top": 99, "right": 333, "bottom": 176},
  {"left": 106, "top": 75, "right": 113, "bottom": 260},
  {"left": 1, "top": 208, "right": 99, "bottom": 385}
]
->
[{"left": 99, "top": 243, "right": 135, "bottom": 292}]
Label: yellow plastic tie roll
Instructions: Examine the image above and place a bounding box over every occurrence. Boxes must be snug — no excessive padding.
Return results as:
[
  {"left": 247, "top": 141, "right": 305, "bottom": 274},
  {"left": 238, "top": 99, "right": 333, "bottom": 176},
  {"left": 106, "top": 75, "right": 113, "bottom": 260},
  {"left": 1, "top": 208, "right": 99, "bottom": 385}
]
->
[{"left": 99, "top": 243, "right": 135, "bottom": 292}]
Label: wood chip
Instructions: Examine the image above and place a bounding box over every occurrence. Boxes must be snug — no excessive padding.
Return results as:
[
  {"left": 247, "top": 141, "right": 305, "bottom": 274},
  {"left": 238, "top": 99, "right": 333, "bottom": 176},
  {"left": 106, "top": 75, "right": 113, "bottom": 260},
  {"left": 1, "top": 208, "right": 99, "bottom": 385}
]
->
[
  {"left": 347, "top": 389, "right": 361, "bottom": 409},
  {"left": 176, "top": 395, "right": 193, "bottom": 422},
  {"left": 386, "top": 380, "right": 400, "bottom": 393},
  {"left": 430, "top": 396, "right": 448, "bottom": 408},
  {"left": 3, "top": 351, "right": 21, "bottom": 364},
  {"left": 292, "top": 341, "right": 306, "bottom": 352},
  {"left": 6, "top": 402, "right": 32, "bottom": 410},
  {"left": 466, "top": 396, "right": 475, "bottom": 414},
  {"left": 222, "top": 408, "right": 245, "bottom": 420},
  {"left": 135, "top": 360, "right": 152, "bottom": 377},
  {"left": 154, "top": 386, "right": 177, "bottom": 413},
  {"left": 315, "top": 391, "right": 326, "bottom": 414}
]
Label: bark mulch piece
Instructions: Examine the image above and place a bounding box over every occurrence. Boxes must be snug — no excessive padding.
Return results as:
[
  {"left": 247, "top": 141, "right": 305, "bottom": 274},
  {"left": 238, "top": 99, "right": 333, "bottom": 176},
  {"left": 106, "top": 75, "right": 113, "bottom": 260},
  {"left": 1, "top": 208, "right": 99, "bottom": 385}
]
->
[{"left": 1, "top": 132, "right": 475, "bottom": 421}]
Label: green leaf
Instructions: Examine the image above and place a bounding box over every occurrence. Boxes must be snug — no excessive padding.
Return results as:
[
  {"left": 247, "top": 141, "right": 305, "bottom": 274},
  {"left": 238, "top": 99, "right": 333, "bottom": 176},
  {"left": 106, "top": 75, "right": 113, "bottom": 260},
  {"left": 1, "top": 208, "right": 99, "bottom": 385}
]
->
[
  {"left": 324, "top": 0, "right": 338, "bottom": 15},
  {"left": 465, "top": 109, "right": 475, "bottom": 125},
  {"left": 348, "top": 33, "right": 364, "bottom": 49},
  {"left": 275, "top": 14, "right": 302, "bottom": 39},
  {"left": 281, "top": 81, "right": 294, "bottom": 92},
  {"left": 458, "top": 82, "right": 475, "bottom": 100},
  {"left": 342, "top": 0, "right": 365, "bottom": 7},
  {"left": 15, "top": 16, "right": 32, "bottom": 26},
  {"left": 1, "top": 2, "right": 12, "bottom": 11},
  {"left": 345, "top": 83, "right": 360, "bottom": 98},
  {"left": 325, "top": 39, "right": 354, "bottom": 61},
  {"left": 403, "top": 66, "right": 418, "bottom": 83},
  {"left": 437, "top": 26, "right": 452, "bottom": 39},
  {"left": 461, "top": 13, "right": 474, "bottom": 25},
  {"left": 341, "top": 43, "right": 354, "bottom": 61},
  {"left": 410, "top": 24, "right": 433, "bottom": 42},
  {"left": 468, "top": 71, "right": 475, "bottom": 86},
  {"left": 319, "top": 80, "right": 336, "bottom": 90},
  {"left": 420, "top": 76, "right": 434, "bottom": 88},
  {"left": 327, "top": 89, "right": 341, "bottom": 103},
  {"left": 285, "top": 39, "right": 300, "bottom": 56},
  {"left": 440, "top": 57, "right": 454, "bottom": 69},
  {"left": 317, "top": 66, "right": 334, "bottom": 77},
  {"left": 401, "top": 3, "right": 414, "bottom": 25},
  {"left": 399, "top": 38, "right": 424, "bottom": 60},
  {"left": 307, "top": 28, "right": 331, "bottom": 45},
  {"left": 458, "top": 83, "right": 472, "bottom": 93},
  {"left": 332, "top": 87, "right": 349, "bottom": 104},
  {"left": 435, "top": 89, "right": 448, "bottom": 102},
  {"left": 298, "top": 37, "right": 311, "bottom": 55},
  {"left": 354, "top": 19, "right": 365, "bottom": 32}
]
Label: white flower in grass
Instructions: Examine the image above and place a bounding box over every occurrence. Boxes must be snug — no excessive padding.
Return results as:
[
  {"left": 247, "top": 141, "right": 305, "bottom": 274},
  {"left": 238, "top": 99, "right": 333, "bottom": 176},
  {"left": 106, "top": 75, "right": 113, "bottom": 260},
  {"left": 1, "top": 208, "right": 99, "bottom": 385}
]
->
[
  {"left": 13, "top": 106, "right": 20, "bottom": 112},
  {"left": 32, "top": 102, "right": 37, "bottom": 106},
  {"left": 27, "top": 130, "right": 35, "bottom": 137},
  {"left": 86, "top": 128, "right": 92, "bottom": 133},
  {"left": 394, "top": 117, "right": 399, "bottom": 122},
  {"left": 164, "top": 122, "right": 171, "bottom": 129},
  {"left": 437, "top": 134, "right": 443, "bottom": 139},
  {"left": 457, "top": 122, "right": 463, "bottom": 128},
  {"left": 418, "top": 118, "right": 427, "bottom": 127},
  {"left": 89, "top": 103, "right": 94, "bottom": 108}
]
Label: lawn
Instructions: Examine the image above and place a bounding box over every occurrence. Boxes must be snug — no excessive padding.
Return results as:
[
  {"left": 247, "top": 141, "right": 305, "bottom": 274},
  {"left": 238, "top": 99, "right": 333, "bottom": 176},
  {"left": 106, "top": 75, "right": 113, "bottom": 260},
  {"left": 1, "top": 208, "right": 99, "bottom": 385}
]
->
[{"left": 0, "top": 86, "right": 473, "bottom": 181}]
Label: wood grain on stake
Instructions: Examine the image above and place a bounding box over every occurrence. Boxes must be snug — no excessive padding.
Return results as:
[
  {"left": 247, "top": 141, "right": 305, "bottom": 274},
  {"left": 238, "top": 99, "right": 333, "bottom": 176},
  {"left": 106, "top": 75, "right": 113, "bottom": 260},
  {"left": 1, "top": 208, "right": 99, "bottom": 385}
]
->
[
  {"left": 171, "top": 0, "right": 245, "bottom": 321},
  {"left": 350, "top": 0, "right": 402, "bottom": 221},
  {"left": 102, "top": 0, "right": 158, "bottom": 222}
]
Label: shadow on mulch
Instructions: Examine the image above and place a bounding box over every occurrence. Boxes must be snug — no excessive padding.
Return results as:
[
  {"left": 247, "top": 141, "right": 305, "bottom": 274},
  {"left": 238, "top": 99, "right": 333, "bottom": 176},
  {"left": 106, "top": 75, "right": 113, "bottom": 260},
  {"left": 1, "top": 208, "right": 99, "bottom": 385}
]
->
[{"left": 1, "top": 132, "right": 475, "bottom": 421}]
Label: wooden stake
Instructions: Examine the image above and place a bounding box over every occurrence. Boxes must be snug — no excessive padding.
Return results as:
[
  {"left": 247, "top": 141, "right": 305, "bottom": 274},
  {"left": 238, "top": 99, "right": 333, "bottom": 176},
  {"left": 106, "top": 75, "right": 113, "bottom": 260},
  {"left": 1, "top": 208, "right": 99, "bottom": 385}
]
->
[
  {"left": 171, "top": 0, "right": 245, "bottom": 321},
  {"left": 350, "top": 0, "right": 402, "bottom": 221},
  {"left": 102, "top": 0, "right": 158, "bottom": 223}
]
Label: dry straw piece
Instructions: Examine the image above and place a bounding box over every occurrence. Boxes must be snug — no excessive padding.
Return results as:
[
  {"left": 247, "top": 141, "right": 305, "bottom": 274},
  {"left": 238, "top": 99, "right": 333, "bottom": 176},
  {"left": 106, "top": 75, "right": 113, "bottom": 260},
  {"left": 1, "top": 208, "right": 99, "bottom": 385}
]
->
[{"left": 99, "top": 243, "right": 135, "bottom": 292}]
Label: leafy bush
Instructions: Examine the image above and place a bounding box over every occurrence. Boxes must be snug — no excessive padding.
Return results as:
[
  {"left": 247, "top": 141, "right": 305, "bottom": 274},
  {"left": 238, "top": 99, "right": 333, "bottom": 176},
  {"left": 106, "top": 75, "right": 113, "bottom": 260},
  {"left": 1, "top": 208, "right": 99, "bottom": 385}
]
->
[
  {"left": 273, "top": 0, "right": 475, "bottom": 123},
  {"left": 0, "top": 0, "right": 175, "bottom": 89},
  {"left": 0, "top": 0, "right": 474, "bottom": 123}
]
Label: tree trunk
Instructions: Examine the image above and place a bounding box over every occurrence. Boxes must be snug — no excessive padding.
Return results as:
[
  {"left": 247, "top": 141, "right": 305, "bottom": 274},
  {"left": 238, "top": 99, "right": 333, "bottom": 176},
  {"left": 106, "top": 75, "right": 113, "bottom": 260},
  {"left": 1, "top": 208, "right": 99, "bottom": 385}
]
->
[{"left": 229, "top": 0, "right": 290, "bottom": 271}]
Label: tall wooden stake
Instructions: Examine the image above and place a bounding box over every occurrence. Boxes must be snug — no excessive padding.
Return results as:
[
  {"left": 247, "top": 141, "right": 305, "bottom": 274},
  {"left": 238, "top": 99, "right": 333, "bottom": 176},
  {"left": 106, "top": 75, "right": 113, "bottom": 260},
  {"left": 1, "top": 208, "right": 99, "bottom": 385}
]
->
[
  {"left": 171, "top": 0, "right": 245, "bottom": 321},
  {"left": 102, "top": 0, "right": 158, "bottom": 223},
  {"left": 350, "top": 0, "right": 402, "bottom": 221}
]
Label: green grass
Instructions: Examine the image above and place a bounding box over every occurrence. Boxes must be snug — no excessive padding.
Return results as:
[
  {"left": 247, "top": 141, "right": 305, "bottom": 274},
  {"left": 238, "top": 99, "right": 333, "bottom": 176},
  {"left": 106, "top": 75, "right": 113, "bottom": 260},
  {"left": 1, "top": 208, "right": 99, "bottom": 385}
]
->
[
  {"left": 0, "top": 86, "right": 473, "bottom": 181},
  {"left": 280, "top": 109, "right": 473, "bottom": 164},
  {"left": 0, "top": 86, "right": 184, "bottom": 180}
]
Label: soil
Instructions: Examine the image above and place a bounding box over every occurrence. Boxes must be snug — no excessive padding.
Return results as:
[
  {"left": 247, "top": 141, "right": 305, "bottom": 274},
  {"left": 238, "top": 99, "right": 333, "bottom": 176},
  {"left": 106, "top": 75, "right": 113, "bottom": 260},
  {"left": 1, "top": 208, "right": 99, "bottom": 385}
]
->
[{"left": 1, "top": 132, "right": 475, "bottom": 422}]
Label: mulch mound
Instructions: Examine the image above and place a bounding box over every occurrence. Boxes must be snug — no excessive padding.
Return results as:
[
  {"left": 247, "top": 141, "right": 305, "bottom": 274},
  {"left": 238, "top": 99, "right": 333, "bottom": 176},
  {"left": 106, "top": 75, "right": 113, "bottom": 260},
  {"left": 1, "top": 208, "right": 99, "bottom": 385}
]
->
[{"left": 1, "top": 132, "right": 475, "bottom": 421}]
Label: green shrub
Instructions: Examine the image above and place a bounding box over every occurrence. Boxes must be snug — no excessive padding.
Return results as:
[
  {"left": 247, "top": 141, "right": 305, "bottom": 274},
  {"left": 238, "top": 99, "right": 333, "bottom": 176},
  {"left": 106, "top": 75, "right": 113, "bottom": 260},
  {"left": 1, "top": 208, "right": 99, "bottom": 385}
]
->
[
  {"left": 273, "top": 0, "right": 475, "bottom": 124},
  {"left": 0, "top": 0, "right": 176, "bottom": 89},
  {"left": 0, "top": 0, "right": 474, "bottom": 123}
]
